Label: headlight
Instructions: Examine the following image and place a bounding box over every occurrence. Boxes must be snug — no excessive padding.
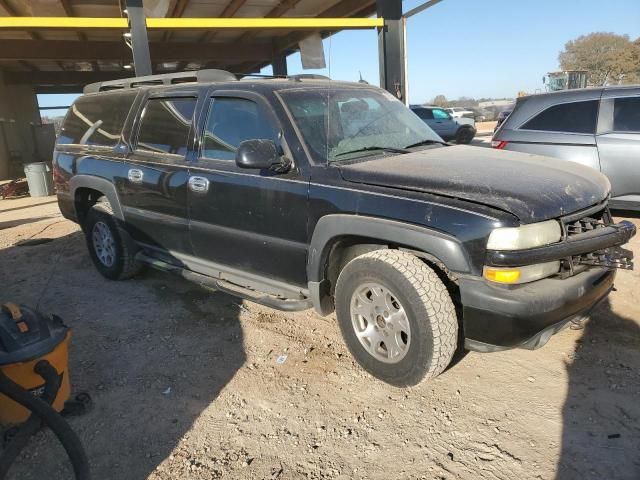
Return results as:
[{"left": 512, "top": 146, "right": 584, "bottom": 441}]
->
[
  {"left": 487, "top": 220, "right": 561, "bottom": 250},
  {"left": 483, "top": 261, "right": 560, "bottom": 284}
]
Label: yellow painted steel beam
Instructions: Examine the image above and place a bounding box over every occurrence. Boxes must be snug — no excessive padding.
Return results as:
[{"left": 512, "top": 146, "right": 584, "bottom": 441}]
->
[
  {"left": 0, "top": 16, "right": 383, "bottom": 30},
  {"left": 146, "top": 17, "right": 384, "bottom": 29},
  {"left": 0, "top": 17, "right": 129, "bottom": 29}
]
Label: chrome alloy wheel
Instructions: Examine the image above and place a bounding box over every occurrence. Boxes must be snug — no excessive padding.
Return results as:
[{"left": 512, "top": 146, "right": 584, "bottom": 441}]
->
[
  {"left": 349, "top": 282, "right": 411, "bottom": 364},
  {"left": 92, "top": 221, "right": 116, "bottom": 267}
]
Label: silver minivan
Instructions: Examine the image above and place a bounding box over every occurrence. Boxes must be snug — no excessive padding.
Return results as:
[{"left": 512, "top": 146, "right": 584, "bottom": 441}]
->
[{"left": 492, "top": 86, "right": 640, "bottom": 210}]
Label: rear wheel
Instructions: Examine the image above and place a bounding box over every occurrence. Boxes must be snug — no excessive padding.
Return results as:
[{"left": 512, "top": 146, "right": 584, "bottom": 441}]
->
[
  {"left": 456, "top": 127, "right": 475, "bottom": 144},
  {"left": 335, "top": 249, "right": 458, "bottom": 386},
  {"left": 83, "top": 201, "right": 143, "bottom": 280}
]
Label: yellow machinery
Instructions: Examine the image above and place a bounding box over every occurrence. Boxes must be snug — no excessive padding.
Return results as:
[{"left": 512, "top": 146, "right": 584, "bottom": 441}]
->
[{"left": 544, "top": 70, "right": 589, "bottom": 92}]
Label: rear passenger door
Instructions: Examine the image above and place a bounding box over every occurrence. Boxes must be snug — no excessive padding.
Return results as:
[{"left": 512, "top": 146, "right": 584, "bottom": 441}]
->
[
  {"left": 504, "top": 99, "right": 601, "bottom": 171},
  {"left": 413, "top": 108, "right": 441, "bottom": 134},
  {"left": 123, "top": 93, "right": 197, "bottom": 254},
  {"left": 596, "top": 93, "right": 640, "bottom": 204},
  {"left": 431, "top": 108, "right": 458, "bottom": 140},
  {"left": 187, "top": 91, "right": 309, "bottom": 290},
  {"left": 412, "top": 108, "right": 453, "bottom": 140}
]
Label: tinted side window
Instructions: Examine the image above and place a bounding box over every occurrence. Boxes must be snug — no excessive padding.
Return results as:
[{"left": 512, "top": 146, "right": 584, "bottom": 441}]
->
[
  {"left": 613, "top": 97, "right": 640, "bottom": 132},
  {"left": 413, "top": 108, "right": 433, "bottom": 120},
  {"left": 521, "top": 100, "right": 598, "bottom": 134},
  {"left": 432, "top": 108, "right": 450, "bottom": 120},
  {"left": 136, "top": 98, "right": 196, "bottom": 155},
  {"left": 202, "top": 98, "right": 277, "bottom": 161},
  {"left": 58, "top": 92, "right": 136, "bottom": 146}
]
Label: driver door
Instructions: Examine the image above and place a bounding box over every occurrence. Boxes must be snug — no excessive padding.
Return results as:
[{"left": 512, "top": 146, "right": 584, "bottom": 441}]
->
[{"left": 187, "top": 91, "right": 309, "bottom": 290}]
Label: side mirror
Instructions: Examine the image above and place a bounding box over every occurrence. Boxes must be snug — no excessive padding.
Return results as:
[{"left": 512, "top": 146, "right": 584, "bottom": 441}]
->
[{"left": 235, "top": 139, "right": 287, "bottom": 171}]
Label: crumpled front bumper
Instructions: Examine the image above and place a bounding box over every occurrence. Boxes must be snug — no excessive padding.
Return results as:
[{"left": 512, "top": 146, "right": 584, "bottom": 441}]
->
[
  {"left": 485, "top": 220, "right": 636, "bottom": 269},
  {"left": 460, "top": 267, "right": 615, "bottom": 352}
]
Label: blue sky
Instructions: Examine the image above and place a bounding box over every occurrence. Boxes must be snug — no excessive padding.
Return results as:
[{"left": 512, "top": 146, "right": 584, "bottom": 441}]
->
[{"left": 38, "top": 0, "right": 640, "bottom": 116}]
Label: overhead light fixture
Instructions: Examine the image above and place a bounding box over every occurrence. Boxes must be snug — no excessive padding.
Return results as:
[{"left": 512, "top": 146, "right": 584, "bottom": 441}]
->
[
  {"left": 123, "top": 8, "right": 128, "bottom": 15},
  {"left": 123, "top": 32, "right": 131, "bottom": 38},
  {"left": 123, "top": 64, "right": 133, "bottom": 70}
]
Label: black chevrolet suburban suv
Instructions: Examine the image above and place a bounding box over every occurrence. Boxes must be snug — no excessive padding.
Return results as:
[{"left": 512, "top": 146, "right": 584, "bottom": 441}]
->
[{"left": 53, "top": 70, "right": 635, "bottom": 386}]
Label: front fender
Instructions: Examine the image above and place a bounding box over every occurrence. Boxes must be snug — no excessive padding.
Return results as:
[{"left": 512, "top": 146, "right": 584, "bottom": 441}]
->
[{"left": 307, "top": 214, "right": 473, "bottom": 314}]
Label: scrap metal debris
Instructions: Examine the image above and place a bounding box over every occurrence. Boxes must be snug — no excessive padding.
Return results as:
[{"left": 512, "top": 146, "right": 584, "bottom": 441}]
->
[{"left": 0, "top": 179, "right": 28, "bottom": 199}]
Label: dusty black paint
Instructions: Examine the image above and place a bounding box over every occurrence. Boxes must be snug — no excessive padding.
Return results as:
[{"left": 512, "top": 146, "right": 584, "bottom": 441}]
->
[{"left": 52, "top": 79, "right": 632, "bottom": 351}]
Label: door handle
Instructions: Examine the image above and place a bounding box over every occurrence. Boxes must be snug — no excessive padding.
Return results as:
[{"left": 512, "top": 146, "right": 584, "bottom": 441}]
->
[
  {"left": 128, "top": 168, "right": 144, "bottom": 184},
  {"left": 188, "top": 176, "right": 210, "bottom": 194}
]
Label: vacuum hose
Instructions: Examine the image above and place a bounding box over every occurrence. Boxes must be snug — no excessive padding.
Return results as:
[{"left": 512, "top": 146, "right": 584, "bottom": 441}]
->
[
  {"left": 0, "top": 361, "right": 60, "bottom": 478},
  {"left": 0, "top": 361, "right": 90, "bottom": 480}
]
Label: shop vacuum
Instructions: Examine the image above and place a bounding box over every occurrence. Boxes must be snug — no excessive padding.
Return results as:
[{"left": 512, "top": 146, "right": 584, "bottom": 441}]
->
[{"left": 0, "top": 303, "right": 91, "bottom": 479}]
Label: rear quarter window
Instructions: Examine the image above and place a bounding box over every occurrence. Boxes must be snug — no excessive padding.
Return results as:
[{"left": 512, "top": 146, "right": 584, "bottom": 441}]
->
[
  {"left": 58, "top": 91, "right": 136, "bottom": 146},
  {"left": 520, "top": 100, "right": 598, "bottom": 134}
]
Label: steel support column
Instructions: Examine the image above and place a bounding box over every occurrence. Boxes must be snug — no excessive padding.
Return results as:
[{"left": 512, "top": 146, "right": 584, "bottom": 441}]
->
[
  {"left": 126, "top": 0, "right": 152, "bottom": 76},
  {"left": 272, "top": 53, "right": 288, "bottom": 77},
  {"left": 376, "top": 0, "right": 406, "bottom": 103}
]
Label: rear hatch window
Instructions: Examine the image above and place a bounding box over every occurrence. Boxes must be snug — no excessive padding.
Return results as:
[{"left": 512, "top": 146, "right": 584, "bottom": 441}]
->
[{"left": 57, "top": 91, "right": 137, "bottom": 147}]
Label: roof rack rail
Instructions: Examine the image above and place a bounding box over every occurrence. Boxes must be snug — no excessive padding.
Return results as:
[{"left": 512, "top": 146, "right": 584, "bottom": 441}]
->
[
  {"left": 288, "top": 74, "right": 330, "bottom": 82},
  {"left": 83, "top": 69, "right": 237, "bottom": 94},
  {"left": 237, "top": 73, "right": 331, "bottom": 82},
  {"left": 238, "top": 73, "right": 287, "bottom": 79}
]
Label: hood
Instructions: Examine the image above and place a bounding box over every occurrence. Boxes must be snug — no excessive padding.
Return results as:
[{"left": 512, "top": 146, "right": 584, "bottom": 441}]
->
[{"left": 338, "top": 146, "right": 610, "bottom": 223}]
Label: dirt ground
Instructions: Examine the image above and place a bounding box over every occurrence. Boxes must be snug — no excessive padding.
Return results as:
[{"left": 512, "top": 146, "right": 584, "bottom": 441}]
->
[
  {"left": 474, "top": 121, "right": 497, "bottom": 135},
  {"left": 0, "top": 195, "right": 639, "bottom": 480}
]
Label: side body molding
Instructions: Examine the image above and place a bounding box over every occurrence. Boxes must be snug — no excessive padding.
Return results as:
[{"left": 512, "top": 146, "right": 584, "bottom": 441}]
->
[
  {"left": 307, "top": 214, "right": 473, "bottom": 314},
  {"left": 69, "top": 175, "right": 125, "bottom": 220}
]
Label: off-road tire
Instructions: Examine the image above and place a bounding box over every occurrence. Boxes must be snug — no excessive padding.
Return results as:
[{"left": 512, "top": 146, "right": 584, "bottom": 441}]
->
[
  {"left": 83, "top": 201, "right": 143, "bottom": 280},
  {"left": 335, "top": 249, "right": 458, "bottom": 386}
]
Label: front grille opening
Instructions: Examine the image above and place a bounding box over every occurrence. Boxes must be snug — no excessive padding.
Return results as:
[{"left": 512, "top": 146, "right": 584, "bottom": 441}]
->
[
  {"left": 558, "top": 205, "right": 611, "bottom": 277},
  {"left": 564, "top": 208, "right": 610, "bottom": 238}
]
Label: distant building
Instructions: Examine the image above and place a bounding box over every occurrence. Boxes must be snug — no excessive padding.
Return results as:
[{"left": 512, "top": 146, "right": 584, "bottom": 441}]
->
[{"left": 478, "top": 99, "right": 514, "bottom": 109}]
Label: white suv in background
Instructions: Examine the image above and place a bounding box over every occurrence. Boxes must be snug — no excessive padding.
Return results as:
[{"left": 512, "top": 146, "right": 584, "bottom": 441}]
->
[{"left": 445, "top": 107, "right": 475, "bottom": 118}]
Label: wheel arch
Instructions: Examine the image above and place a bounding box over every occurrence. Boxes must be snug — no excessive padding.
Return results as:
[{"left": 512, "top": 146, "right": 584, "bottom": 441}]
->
[
  {"left": 69, "top": 175, "right": 124, "bottom": 223},
  {"left": 307, "top": 215, "right": 472, "bottom": 315}
]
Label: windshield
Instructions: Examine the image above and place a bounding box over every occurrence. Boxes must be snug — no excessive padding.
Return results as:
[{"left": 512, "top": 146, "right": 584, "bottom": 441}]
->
[{"left": 280, "top": 88, "right": 443, "bottom": 163}]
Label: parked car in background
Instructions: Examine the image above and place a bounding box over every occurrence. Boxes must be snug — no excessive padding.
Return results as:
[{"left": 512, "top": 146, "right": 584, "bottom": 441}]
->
[
  {"left": 445, "top": 107, "right": 475, "bottom": 119},
  {"left": 411, "top": 105, "right": 476, "bottom": 144},
  {"left": 470, "top": 107, "right": 491, "bottom": 122},
  {"left": 494, "top": 104, "right": 514, "bottom": 131},
  {"left": 492, "top": 86, "right": 640, "bottom": 210}
]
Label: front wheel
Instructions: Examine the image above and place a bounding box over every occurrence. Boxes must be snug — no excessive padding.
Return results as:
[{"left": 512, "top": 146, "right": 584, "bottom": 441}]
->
[{"left": 335, "top": 250, "right": 458, "bottom": 387}]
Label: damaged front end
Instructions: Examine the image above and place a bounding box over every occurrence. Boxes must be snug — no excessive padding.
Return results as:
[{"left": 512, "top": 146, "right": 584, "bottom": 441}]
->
[
  {"left": 460, "top": 201, "right": 635, "bottom": 353},
  {"left": 485, "top": 202, "right": 635, "bottom": 276}
]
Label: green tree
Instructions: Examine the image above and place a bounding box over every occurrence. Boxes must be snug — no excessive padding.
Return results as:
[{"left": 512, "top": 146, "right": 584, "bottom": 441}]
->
[{"left": 559, "top": 32, "right": 640, "bottom": 86}]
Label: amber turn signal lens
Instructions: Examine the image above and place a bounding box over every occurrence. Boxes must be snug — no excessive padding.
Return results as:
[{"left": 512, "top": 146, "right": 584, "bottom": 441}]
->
[{"left": 483, "top": 268, "right": 521, "bottom": 284}]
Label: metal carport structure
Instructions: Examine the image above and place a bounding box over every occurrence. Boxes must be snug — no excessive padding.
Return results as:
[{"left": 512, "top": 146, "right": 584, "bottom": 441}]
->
[{"left": 0, "top": 0, "right": 410, "bottom": 179}]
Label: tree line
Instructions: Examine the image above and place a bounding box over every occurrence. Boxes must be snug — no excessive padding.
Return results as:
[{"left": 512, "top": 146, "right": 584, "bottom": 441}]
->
[{"left": 428, "top": 32, "right": 639, "bottom": 108}]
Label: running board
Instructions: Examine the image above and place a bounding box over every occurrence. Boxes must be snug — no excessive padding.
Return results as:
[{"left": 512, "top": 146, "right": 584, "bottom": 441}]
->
[{"left": 136, "top": 253, "right": 312, "bottom": 312}]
